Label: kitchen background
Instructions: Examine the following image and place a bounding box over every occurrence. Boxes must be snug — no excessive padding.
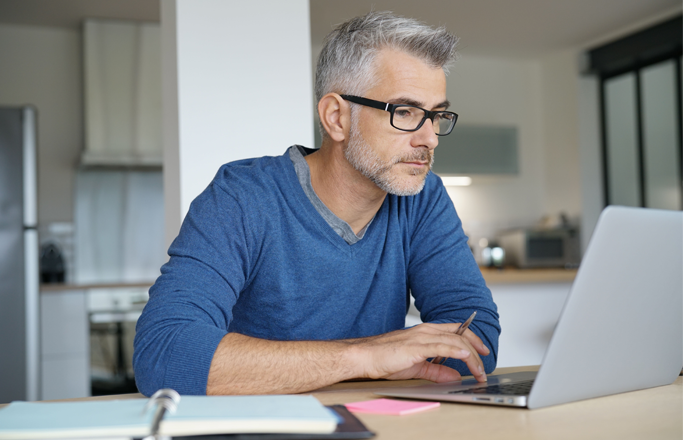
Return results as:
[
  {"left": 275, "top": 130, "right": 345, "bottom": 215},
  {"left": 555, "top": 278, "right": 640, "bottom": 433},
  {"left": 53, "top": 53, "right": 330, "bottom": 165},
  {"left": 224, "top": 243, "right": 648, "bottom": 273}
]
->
[{"left": 0, "top": 0, "right": 680, "bottom": 402}]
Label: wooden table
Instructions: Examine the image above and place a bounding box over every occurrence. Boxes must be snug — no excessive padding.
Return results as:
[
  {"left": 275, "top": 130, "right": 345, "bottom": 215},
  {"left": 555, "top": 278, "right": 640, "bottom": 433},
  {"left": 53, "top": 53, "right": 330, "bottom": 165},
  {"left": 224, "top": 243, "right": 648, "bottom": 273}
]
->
[
  {"left": 479, "top": 267, "right": 578, "bottom": 285},
  {"left": 4, "top": 366, "right": 681, "bottom": 439},
  {"left": 311, "top": 366, "right": 682, "bottom": 439}
]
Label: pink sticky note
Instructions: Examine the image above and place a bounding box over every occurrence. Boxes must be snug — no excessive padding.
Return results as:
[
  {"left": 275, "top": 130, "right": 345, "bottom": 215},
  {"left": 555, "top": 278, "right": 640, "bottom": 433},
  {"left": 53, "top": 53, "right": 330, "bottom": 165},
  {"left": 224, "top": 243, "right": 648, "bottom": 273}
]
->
[{"left": 345, "top": 398, "right": 440, "bottom": 415}]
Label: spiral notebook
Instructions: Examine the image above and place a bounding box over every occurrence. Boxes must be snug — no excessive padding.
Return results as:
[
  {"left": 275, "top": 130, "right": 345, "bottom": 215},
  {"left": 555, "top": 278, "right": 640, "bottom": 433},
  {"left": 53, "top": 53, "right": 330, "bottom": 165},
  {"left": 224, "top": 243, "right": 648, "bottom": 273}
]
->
[{"left": 0, "top": 391, "right": 340, "bottom": 439}]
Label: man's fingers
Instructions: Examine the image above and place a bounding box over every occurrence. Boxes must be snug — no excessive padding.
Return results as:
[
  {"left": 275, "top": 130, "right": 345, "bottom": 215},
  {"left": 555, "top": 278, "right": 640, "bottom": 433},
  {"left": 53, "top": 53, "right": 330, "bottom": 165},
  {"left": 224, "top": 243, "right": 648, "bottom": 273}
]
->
[
  {"left": 417, "top": 340, "right": 488, "bottom": 383},
  {"left": 463, "top": 329, "right": 491, "bottom": 356},
  {"left": 361, "top": 323, "right": 487, "bottom": 382},
  {"left": 458, "top": 339, "right": 487, "bottom": 382},
  {"left": 426, "top": 337, "right": 486, "bottom": 383}
]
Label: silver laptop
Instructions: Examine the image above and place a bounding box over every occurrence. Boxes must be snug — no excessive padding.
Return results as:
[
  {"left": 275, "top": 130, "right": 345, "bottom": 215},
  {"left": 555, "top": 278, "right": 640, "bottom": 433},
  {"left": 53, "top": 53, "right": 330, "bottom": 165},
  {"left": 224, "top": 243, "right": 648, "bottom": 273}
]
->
[{"left": 377, "top": 206, "right": 683, "bottom": 409}]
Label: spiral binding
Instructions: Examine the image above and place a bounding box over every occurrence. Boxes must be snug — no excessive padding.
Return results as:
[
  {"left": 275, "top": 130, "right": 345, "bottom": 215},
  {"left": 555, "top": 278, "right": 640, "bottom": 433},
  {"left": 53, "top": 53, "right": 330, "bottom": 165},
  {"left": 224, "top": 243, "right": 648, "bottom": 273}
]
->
[{"left": 141, "top": 389, "right": 181, "bottom": 440}]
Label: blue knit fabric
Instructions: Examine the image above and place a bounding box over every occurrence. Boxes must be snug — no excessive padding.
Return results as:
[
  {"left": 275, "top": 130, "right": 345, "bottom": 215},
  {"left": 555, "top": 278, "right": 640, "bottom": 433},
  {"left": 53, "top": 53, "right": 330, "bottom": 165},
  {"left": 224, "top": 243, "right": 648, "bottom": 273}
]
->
[{"left": 133, "top": 148, "right": 500, "bottom": 396}]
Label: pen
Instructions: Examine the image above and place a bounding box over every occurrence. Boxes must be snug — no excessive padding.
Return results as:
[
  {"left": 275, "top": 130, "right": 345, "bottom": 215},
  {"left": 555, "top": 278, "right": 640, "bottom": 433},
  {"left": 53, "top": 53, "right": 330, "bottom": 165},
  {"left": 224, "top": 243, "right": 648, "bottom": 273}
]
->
[{"left": 430, "top": 310, "right": 477, "bottom": 365}]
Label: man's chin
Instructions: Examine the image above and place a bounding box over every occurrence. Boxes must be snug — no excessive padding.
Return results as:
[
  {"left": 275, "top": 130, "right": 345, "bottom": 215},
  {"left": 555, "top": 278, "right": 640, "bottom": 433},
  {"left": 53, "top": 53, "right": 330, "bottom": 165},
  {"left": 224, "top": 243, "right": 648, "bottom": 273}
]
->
[{"left": 378, "top": 173, "right": 428, "bottom": 196}]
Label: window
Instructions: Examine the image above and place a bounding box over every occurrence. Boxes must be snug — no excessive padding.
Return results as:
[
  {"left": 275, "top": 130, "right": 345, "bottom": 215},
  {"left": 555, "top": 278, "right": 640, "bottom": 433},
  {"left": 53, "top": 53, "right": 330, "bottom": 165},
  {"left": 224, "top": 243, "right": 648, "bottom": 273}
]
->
[{"left": 586, "top": 15, "right": 682, "bottom": 210}]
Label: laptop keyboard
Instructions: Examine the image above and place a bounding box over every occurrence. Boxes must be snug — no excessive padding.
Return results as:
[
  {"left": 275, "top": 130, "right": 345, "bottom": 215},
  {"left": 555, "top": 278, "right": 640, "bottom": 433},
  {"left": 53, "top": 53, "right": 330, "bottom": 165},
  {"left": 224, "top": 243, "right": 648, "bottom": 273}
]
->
[{"left": 448, "top": 379, "right": 535, "bottom": 396}]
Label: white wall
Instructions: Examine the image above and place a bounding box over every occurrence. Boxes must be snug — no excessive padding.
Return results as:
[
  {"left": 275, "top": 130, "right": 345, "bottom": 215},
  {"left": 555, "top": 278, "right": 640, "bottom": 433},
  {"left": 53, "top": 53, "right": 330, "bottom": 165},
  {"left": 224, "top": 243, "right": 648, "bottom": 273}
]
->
[
  {"left": 441, "top": 49, "right": 586, "bottom": 247},
  {"left": 0, "top": 24, "right": 82, "bottom": 226},
  {"left": 444, "top": 55, "right": 547, "bottom": 242},
  {"left": 539, "top": 49, "right": 582, "bottom": 220},
  {"left": 162, "top": 0, "right": 314, "bottom": 246}
]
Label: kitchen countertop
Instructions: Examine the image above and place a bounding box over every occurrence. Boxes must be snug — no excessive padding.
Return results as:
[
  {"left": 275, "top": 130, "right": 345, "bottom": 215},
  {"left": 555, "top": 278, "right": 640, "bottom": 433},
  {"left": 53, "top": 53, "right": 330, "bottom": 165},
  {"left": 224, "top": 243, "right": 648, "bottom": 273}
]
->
[
  {"left": 479, "top": 267, "right": 577, "bottom": 284},
  {"left": 40, "top": 269, "right": 577, "bottom": 292},
  {"left": 40, "top": 282, "right": 154, "bottom": 293}
]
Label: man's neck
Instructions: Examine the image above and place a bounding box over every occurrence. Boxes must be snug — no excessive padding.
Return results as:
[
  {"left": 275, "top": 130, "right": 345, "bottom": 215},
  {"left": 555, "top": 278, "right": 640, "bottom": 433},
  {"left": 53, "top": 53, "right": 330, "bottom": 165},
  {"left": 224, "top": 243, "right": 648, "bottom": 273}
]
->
[{"left": 305, "top": 143, "right": 386, "bottom": 235}]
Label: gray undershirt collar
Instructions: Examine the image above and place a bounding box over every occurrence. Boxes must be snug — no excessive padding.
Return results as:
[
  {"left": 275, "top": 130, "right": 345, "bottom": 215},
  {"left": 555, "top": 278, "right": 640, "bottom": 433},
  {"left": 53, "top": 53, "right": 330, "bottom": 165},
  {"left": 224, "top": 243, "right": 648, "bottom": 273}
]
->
[{"left": 289, "top": 145, "right": 372, "bottom": 245}]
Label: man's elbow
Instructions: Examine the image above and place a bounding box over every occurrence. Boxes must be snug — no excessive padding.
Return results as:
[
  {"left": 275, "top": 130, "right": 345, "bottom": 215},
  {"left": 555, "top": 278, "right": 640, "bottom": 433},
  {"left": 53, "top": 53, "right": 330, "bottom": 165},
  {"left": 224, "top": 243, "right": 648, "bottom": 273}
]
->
[{"left": 132, "top": 345, "right": 163, "bottom": 397}]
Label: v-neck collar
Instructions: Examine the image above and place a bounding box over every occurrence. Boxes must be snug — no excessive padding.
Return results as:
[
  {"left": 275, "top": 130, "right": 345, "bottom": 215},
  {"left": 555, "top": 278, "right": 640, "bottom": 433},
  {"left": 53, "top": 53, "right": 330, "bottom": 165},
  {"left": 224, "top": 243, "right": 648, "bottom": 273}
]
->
[
  {"left": 288, "top": 145, "right": 377, "bottom": 244},
  {"left": 283, "top": 146, "right": 386, "bottom": 253}
]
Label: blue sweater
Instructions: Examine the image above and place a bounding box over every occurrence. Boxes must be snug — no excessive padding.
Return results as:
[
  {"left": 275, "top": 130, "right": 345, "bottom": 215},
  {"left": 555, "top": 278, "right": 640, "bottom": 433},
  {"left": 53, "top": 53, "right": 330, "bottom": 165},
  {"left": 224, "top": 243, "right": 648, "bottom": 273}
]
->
[{"left": 133, "top": 149, "right": 500, "bottom": 396}]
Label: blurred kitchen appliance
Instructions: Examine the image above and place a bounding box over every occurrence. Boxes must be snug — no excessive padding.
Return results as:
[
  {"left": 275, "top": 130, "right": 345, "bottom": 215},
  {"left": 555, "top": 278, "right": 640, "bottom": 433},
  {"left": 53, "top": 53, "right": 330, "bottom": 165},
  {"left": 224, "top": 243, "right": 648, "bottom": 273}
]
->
[
  {"left": 40, "top": 242, "right": 65, "bottom": 283},
  {"left": 481, "top": 241, "right": 505, "bottom": 268},
  {"left": 498, "top": 227, "right": 580, "bottom": 268},
  {"left": 0, "top": 106, "right": 40, "bottom": 402}
]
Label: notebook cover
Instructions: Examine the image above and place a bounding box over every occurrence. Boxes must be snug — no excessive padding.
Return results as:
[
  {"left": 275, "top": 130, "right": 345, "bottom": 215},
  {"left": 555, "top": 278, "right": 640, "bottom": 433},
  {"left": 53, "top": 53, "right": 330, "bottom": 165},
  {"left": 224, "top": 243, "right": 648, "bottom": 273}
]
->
[
  {"left": 168, "top": 405, "right": 375, "bottom": 439},
  {"left": 0, "top": 399, "right": 153, "bottom": 439},
  {"left": 0, "top": 395, "right": 338, "bottom": 439}
]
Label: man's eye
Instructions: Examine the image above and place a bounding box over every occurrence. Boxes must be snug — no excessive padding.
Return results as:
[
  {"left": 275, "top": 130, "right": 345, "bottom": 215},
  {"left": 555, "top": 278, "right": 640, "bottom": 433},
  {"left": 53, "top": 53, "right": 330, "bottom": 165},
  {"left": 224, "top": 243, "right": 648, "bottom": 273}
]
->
[{"left": 394, "top": 108, "right": 415, "bottom": 118}]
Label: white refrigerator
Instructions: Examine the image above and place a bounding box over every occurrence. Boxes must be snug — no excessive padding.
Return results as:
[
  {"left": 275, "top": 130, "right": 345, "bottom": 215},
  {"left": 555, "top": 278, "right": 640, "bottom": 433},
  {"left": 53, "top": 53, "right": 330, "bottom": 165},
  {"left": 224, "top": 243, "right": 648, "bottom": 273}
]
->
[{"left": 0, "top": 106, "right": 39, "bottom": 402}]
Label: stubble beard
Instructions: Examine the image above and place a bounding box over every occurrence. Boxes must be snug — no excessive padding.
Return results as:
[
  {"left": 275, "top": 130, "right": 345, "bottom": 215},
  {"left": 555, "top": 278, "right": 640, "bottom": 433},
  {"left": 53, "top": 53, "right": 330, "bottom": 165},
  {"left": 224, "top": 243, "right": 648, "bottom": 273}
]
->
[{"left": 344, "top": 122, "right": 434, "bottom": 196}]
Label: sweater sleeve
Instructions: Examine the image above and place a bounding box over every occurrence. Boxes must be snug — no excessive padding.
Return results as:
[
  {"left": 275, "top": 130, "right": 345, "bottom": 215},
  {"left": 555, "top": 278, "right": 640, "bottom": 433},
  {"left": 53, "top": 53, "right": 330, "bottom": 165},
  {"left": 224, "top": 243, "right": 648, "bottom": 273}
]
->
[
  {"left": 407, "top": 174, "right": 501, "bottom": 375},
  {"left": 133, "top": 180, "right": 250, "bottom": 396}
]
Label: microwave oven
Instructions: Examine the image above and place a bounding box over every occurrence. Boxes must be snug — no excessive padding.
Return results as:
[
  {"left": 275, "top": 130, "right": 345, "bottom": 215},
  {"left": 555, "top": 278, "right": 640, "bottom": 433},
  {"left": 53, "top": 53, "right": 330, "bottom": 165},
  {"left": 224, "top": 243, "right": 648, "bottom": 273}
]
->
[{"left": 497, "top": 228, "right": 581, "bottom": 268}]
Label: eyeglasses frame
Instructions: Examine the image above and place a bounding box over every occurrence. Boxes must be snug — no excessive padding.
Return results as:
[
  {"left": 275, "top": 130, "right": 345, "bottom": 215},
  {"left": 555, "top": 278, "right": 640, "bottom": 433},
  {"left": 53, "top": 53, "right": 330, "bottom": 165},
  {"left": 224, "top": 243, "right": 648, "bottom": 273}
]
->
[{"left": 340, "top": 94, "right": 458, "bottom": 136}]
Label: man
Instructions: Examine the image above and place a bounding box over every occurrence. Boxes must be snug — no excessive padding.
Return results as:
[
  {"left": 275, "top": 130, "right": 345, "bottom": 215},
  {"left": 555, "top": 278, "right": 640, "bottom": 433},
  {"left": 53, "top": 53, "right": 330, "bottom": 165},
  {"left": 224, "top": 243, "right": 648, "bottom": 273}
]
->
[{"left": 133, "top": 11, "right": 500, "bottom": 397}]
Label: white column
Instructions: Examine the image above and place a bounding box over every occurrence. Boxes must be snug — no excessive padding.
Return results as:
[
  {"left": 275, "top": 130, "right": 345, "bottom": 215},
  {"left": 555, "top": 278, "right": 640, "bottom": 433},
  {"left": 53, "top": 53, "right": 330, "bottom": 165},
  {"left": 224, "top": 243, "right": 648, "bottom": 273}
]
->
[{"left": 161, "top": 0, "right": 314, "bottom": 248}]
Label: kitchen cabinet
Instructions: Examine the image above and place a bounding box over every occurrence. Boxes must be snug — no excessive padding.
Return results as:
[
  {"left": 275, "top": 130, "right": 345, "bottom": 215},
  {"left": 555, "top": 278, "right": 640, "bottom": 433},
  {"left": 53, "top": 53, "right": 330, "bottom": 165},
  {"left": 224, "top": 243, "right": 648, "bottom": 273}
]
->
[
  {"left": 483, "top": 269, "right": 575, "bottom": 368},
  {"left": 82, "top": 19, "right": 162, "bottom": 167},
  {"left": 489, "top": 281, "right": 571, "bottom": 368},
  {"left": 40, "top": 289, "right": 89, "bottom": 400},
  {"left": 39, "top": 284, "right": 150, "bottom": 400},
  {"left": 432, "top": 125, "right": 518, "bottom": 175}
]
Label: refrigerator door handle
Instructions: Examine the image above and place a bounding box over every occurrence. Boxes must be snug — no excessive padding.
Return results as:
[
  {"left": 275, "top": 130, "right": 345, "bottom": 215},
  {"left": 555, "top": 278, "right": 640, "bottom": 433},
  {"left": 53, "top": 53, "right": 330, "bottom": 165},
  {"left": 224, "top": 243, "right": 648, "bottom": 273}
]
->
[{"left": 23, "top": 106, "right": 40, "bottom": 401}]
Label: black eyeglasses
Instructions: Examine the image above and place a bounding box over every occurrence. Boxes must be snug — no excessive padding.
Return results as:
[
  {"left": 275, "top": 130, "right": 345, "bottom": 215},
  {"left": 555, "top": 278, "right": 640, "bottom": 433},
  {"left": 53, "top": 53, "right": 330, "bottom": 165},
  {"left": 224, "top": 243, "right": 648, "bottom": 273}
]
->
[{"left": 340, "top": 95, "right": 458, "bottom": 136}]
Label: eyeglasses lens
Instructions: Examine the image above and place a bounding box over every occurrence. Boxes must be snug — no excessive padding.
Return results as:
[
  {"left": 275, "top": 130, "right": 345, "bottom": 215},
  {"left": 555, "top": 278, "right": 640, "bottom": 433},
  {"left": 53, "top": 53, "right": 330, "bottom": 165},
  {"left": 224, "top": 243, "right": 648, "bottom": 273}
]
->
[
  {"left": 434, "top": 113, "right": 456, "bottom": 135},
  {"left": 391, "top": 106, "right": 424, "bottom": 131},
  {"left": 392, "top": 106, "right": 455, "bottom": 135}
]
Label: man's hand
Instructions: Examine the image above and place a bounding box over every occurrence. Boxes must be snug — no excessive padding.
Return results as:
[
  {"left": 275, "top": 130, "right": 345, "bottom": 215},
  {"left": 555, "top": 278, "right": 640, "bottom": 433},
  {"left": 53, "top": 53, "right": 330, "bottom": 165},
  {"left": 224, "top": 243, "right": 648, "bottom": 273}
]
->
[{"left": 349, "top": 323, "right": 490, "bottom": 383}]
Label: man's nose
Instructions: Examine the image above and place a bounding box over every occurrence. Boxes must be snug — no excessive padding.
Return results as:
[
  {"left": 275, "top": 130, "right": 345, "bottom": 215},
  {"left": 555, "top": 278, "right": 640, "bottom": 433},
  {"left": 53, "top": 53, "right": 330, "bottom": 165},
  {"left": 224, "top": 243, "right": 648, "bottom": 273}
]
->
[{"left": 411, "top": 118, "right": 439, "bottom": 150}]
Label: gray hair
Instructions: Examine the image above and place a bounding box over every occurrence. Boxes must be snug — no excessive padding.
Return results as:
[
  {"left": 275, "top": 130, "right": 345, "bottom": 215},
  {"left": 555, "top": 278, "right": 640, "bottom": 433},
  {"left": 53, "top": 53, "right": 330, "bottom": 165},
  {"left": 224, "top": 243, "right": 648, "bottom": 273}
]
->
[{"left": 315, "top": 11, "right": 458, "bottom": 107}]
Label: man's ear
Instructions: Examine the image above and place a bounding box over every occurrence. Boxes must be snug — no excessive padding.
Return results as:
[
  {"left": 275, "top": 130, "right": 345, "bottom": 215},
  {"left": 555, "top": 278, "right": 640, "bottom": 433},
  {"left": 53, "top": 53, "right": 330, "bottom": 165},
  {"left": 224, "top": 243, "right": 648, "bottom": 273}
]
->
[{"left": 318, "top": 93, "right": 349, "bottom": 143}]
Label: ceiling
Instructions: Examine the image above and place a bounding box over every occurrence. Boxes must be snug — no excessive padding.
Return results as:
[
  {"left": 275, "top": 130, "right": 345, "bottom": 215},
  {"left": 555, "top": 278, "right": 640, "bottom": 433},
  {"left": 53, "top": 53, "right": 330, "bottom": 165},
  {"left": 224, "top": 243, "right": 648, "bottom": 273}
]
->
[
  {"left": 0, "top": 0, "right": 159, "bottom": 28},
  {"left": 310, "top": 0, "right": 681, "bottom": 57},
  {"left": 0, "top": 0, "right": 679, "bottom": 58}
]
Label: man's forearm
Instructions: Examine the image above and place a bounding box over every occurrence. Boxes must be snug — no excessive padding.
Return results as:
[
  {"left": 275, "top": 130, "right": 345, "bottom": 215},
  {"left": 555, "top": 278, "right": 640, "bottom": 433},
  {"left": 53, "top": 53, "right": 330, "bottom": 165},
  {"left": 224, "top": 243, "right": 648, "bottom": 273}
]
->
[
  {"left": 206, "top": 323, "right": 490, "bottom": 395},
  {"left": 206, "top": 333, "right": 362, "bottom": 395}
]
